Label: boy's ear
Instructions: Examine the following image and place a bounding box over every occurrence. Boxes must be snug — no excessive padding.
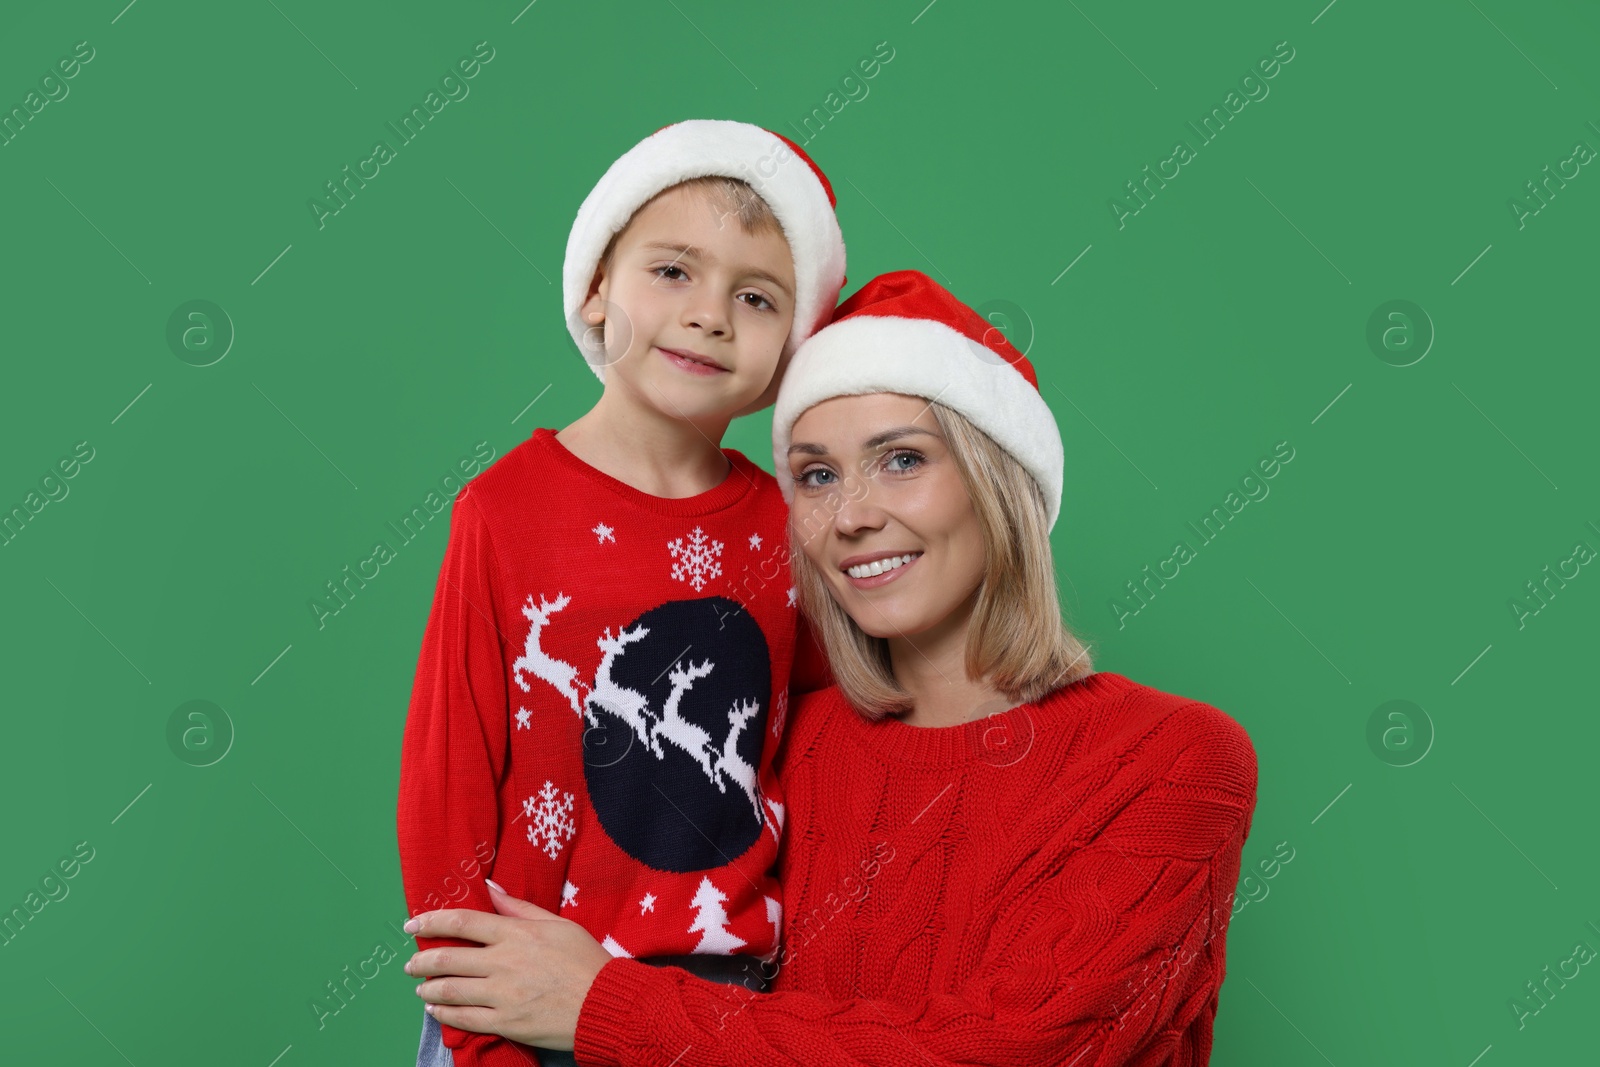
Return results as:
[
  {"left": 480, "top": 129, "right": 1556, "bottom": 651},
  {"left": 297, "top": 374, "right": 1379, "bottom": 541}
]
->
[{"left": 579, "top": 262, "right": 608, "bottom": 325}]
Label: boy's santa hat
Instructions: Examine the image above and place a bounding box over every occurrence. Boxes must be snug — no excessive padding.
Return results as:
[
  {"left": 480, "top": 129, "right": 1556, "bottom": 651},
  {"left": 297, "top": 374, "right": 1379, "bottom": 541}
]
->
[
  {"left": 562, "top": 119, "right": 847, "bottom": 397},
  {"left": 773, "top": 270, "right": 1065, "bottom": 530}
]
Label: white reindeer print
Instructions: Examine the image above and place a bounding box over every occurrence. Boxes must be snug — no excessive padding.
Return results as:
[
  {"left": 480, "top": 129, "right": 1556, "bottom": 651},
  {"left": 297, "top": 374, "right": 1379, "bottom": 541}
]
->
[
  {"left": 713, "top": 697, "right": 763, "bottom": 823},
  {"left": 587, "top": 625, "right": 653, "bottom": 744},
  {"left": 652, "top": 659, "right": 718, "bottom": 782},
  {"left": 512, "top": 593, "right": 587, "bottom": 719},
  {"left": 512, "top": 595, "right": 763, "bottom": 806}
]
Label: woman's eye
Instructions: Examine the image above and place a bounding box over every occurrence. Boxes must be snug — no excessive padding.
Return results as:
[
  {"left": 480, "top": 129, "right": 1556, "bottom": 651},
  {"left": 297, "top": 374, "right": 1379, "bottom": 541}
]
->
[
  {"left": 796, "top": 467, "right": 835, "bottom": 489},
  {"left": 884, "top": 450, "right": 923, "bottom": 473}
]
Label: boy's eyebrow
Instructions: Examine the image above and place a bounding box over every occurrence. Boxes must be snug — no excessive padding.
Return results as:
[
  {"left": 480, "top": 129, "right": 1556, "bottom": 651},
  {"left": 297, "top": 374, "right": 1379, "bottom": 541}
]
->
[{"left": 640, "top": 242, "right": 794, "bottom": 297}]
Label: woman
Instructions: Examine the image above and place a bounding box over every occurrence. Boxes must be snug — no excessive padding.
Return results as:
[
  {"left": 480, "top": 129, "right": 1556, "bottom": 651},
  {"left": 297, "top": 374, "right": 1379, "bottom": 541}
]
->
[{"left": 405, "top": 271, "right": 1259, "bottom": 1066}]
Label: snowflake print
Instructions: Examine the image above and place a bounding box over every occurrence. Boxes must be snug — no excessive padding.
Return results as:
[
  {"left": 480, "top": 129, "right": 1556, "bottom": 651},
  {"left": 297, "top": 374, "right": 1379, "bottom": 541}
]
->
[
  {"left": 786, "top": 586, "right": 798, "bottom": 608},
  {"left": 748, "top": 532, "right": 762, "bottom": 550},
  {"left": 524, "top": 780, "right": 577, "bottom": 860},
  {"left": 593, "top": 522, "right": 615, "bottom": 544},
  {"left": 515, "top": 707, "right": 531, "bottom": 730},
  {"left": 640, "top": 892, "right": 656, "bottom": 915},
  {"left": 770, "top": 688, "right": 788, "bottom": 739},
  {"left": 668, "top": 525, "right": 724, "bottom": 591},
  {"left": 562, "top": 880, "right": 579, "bottom": 908}
]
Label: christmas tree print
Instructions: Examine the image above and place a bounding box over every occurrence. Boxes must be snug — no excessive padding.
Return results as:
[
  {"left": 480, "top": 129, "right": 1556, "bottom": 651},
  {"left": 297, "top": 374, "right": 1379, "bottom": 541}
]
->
[
  {"left": 688, "top": 876, "right": 747, "bottom": 954},
  {"left": 764, "top": 894, "right": 782, "bottom": 946}
]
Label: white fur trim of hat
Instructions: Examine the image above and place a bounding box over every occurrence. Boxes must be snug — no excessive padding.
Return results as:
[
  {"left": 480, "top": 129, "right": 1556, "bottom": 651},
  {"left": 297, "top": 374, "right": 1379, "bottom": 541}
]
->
[{"left": 773, "top": 270, "right": 1065, "bottom": 531}]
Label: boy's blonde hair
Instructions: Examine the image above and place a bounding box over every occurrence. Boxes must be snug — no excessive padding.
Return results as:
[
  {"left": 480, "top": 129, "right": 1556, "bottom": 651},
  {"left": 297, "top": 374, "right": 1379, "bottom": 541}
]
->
[
  {"left": 599, "top": 176, "right": 783, "bottom": 271},
  {"left": 790, "top": 400, "right": 1095, "bottom": 720}
]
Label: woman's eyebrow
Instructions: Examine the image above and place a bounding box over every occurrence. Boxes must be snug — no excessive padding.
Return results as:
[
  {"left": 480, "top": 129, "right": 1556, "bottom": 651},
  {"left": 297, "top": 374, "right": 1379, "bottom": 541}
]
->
[{"left": 861, "top": 426, "right": 940, "bottom": 449}]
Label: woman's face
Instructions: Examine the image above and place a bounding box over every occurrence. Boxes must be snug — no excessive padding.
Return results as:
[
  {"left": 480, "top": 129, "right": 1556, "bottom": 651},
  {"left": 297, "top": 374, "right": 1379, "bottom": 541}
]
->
[{"left": 787, "top": 393, "right": 987, "bottom": 642}]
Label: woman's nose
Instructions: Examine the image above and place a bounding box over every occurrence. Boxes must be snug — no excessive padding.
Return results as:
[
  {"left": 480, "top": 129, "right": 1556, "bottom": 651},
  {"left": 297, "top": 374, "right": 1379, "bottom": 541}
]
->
[{"left": 832, "top": 476, "right": 887, "bottom": 534}]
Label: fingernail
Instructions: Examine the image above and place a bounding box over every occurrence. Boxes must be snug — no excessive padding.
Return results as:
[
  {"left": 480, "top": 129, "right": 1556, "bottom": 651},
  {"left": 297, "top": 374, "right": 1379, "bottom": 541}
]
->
[
  {"left": 424, "top": 1003, "right": 436, "bottom": 1015},
  {"left": 403, "top": 918, "right": 420, "bottom": 933},
  {"left": 485, "top": 878, "right": 506, "bottom": 894}
]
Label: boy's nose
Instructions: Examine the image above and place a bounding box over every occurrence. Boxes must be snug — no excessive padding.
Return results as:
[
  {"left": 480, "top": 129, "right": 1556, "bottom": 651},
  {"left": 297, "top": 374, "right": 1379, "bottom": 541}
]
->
[{"left": 683, "top": 300, "right": 730, "bottom": 337}]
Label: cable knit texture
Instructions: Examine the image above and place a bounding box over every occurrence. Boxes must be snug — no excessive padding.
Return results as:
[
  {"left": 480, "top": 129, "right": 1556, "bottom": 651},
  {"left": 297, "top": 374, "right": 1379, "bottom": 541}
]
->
[{"left": 572, "top": 670, "right": 1257, "bottom": 1066}]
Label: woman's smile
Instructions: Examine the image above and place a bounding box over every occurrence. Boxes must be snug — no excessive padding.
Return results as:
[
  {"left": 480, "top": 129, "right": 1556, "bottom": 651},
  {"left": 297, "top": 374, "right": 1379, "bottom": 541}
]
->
[{"left": 841, "top": 550, "right": 924, "bottom": 588}]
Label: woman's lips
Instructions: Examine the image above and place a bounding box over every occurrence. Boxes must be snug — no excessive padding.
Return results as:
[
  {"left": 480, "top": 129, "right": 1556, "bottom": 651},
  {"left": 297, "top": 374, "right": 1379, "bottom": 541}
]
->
[
  {"left": 657, "top": 346, "right": 727, "bottom": 376},
  {"left": 843, "top": 553, "right": 922, "bottom": 590}
]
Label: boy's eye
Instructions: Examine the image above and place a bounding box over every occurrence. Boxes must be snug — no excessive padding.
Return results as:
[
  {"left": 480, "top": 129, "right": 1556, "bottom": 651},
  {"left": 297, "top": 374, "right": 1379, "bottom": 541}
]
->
[
  {"left": 653, "top": 264, "right": 687, "bottom": 281},
  {"left": 739, "top": 291, "right": 776, "bottom": 312}
]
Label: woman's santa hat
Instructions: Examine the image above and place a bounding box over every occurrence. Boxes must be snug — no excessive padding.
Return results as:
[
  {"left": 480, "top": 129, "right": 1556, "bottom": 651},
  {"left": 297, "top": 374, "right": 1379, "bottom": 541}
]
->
[
  {"left": 562, "top": 119, "right": 847, "bottom": 394},
  {"left": 773, "top": 270, "right": 1065, "bottom": 530}
]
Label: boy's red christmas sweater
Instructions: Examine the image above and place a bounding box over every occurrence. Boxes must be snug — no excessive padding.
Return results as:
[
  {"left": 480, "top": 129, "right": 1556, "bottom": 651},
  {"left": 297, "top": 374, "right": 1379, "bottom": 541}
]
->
[{"left": 397, "top": 427, "right": 822, "bottom": 1067}]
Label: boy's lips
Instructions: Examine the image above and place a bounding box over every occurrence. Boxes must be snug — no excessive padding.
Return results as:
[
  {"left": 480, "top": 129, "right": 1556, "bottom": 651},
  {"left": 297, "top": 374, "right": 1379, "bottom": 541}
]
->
[{"left": 657, "top": 346, "right": 727, "bottom": 373}]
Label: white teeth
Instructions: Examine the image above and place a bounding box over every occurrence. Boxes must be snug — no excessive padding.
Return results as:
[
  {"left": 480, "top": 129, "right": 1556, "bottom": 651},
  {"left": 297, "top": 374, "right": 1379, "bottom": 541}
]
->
[{"left": 846, "top": 553, "right": 921, "bottom": 579}]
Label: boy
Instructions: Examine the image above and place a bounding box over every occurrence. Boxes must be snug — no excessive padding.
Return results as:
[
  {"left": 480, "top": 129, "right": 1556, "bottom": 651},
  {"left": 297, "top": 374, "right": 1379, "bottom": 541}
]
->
[{"left": 398, "top": 119, "right": 846, "bottom": 1067}]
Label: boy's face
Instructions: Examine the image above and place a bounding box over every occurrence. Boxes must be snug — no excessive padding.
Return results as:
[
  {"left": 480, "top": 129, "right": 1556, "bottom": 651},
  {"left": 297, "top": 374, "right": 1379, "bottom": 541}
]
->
[{"left": 582, "top": 184, "right": 796, "bottom": 424}]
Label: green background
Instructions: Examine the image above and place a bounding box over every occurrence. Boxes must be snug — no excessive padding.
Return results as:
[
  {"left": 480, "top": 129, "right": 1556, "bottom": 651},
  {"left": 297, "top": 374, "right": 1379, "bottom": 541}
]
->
[{"left": 3, "top": 0, "right": 1597, "bottom": 1063}]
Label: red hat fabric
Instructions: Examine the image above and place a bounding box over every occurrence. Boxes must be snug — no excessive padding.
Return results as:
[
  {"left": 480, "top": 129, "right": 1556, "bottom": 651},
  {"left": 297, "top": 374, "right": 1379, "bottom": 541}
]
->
[{"left": 772, "top": 270, "right": 1064, "bottom": 529}]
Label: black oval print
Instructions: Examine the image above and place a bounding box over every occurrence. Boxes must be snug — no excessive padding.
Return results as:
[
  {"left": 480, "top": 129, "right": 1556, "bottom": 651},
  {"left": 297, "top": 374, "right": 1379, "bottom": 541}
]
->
[{"left": 581, "top": 597, "right": 771, "bottom": 872}]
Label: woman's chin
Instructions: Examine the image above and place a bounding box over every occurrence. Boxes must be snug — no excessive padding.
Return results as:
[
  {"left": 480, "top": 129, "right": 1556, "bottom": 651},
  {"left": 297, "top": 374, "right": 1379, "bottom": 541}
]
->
[{"left": 846, "top": 603, "right": 932, "bottom": 641}]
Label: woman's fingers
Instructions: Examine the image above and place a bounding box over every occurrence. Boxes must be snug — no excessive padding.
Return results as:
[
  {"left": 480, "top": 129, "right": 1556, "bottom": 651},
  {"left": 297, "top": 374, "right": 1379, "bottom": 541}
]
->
[
  {"left": 485, "top": 880, "right": 557, "bottom": 920},
  {"left": 404, "top": 907, "right": 509, "bottom": 944},
  {"left": 415, "top": 973, "right": 492, "bottom": 1008},
  {"left": 406, "top": 944, "right": 493, "bottom": 979},
  {"left": 425, "top": 1001, "right": 503, "bottom": 1037}
]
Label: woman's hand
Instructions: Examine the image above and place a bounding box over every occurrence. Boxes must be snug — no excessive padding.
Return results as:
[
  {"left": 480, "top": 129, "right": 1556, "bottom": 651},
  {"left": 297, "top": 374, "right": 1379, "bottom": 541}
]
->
[{"left": 403, "top": 880, "right": 614, "bottom": 1051}]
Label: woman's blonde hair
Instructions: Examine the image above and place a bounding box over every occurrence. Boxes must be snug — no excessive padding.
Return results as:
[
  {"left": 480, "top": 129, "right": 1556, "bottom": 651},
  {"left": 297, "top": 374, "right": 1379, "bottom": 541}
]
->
[{"left": 790, "top": 400, "right": 1095, "bottom": 719}]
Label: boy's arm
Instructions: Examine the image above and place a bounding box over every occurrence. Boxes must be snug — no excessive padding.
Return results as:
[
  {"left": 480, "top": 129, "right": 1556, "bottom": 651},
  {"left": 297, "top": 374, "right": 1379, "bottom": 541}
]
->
[{"left": 397, "top": 491, "right": 538, "bottom": 1067}]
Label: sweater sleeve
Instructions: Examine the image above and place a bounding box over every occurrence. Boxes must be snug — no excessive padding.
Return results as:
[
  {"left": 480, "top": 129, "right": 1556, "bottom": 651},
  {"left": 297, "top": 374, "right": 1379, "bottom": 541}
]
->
[
  {"left": 396, "top": 492, "right": 540, "bottom": 1067},
  {"left": 572, "top": 707, "right": 1257, "bottom": 1067}
]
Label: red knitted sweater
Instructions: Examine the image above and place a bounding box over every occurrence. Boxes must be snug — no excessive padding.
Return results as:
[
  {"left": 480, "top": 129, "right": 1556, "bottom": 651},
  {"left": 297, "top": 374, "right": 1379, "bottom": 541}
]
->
[
  {"left": 573, "top": 670, "right": 1258, "bottom": 1066},
  {"left": 398, "top": 427, "right": 828, "bottom": 1067}
]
